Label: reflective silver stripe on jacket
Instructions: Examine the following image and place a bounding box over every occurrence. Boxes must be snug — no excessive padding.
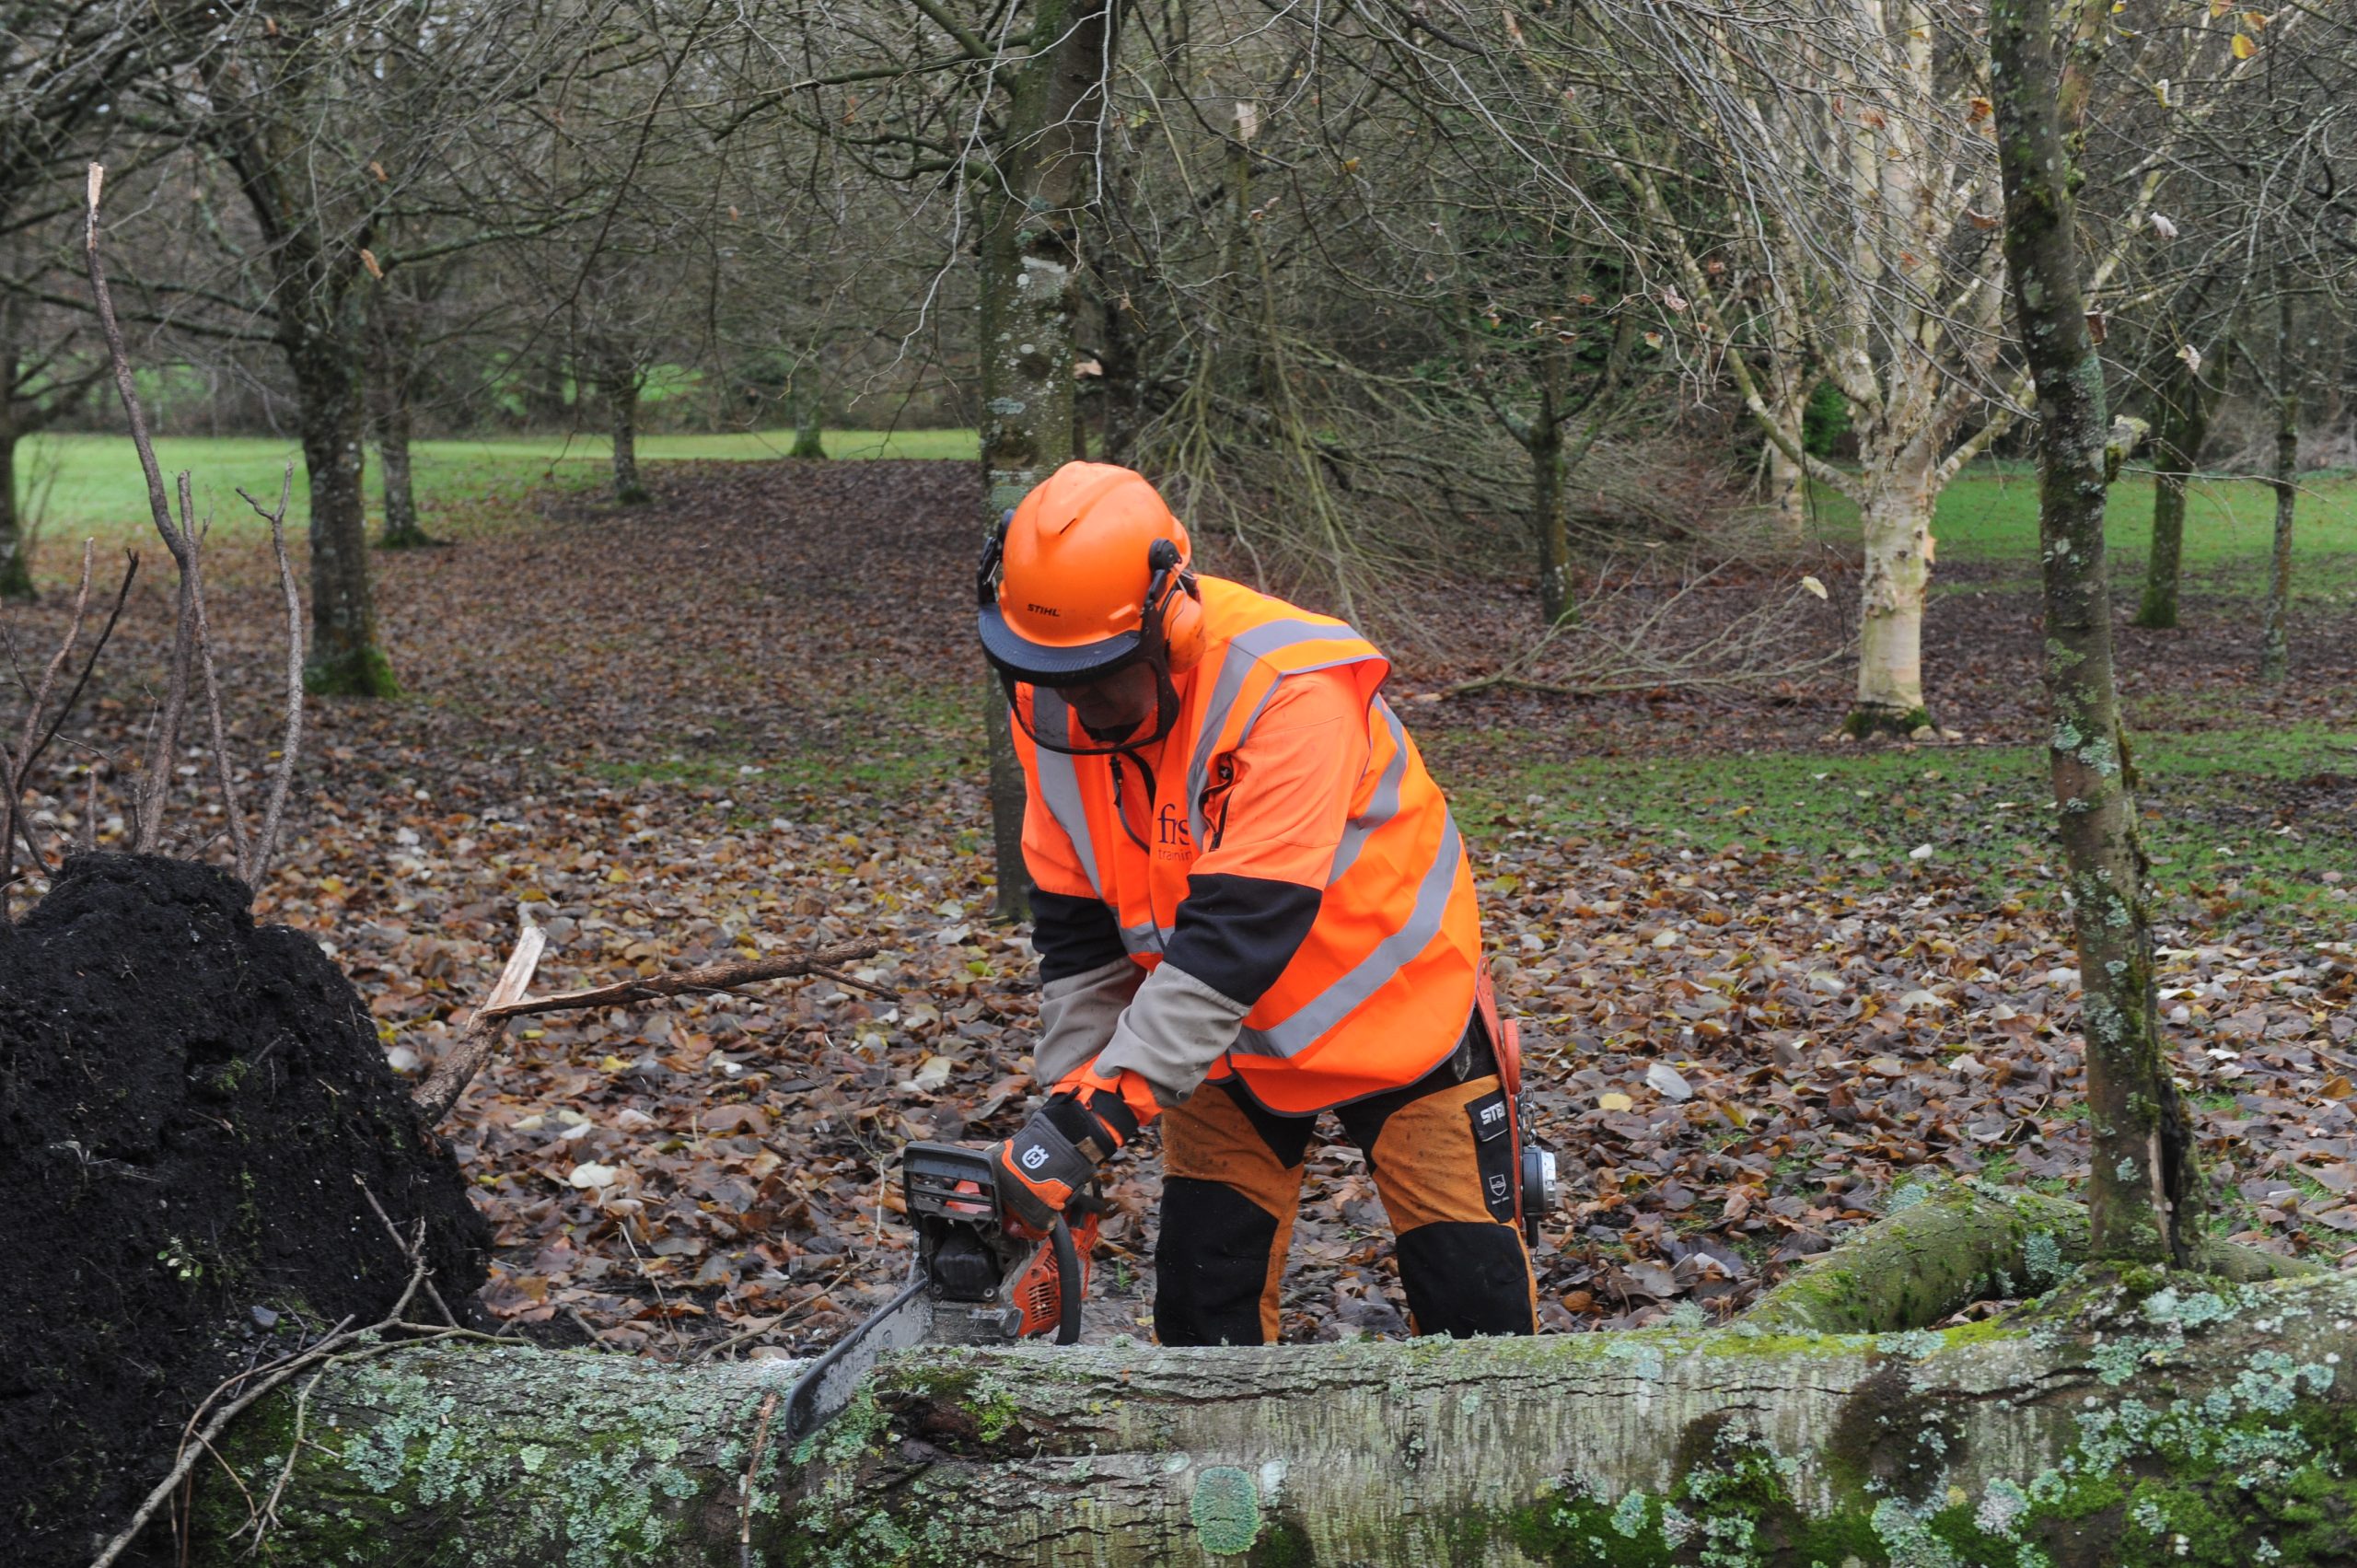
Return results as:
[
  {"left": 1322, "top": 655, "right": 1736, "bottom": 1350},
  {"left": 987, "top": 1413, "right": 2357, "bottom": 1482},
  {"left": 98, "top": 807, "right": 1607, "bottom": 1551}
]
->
[
  {"left": 1328, "top": 697, "right": 1410, "bottom": 885},
  {"left": 1030, "top": 690, "right": 1163, "bottom": 956},
  {"left": 1232, "top": 812, "right": 1465, "bottom": 1059},
  {"left": 1184, "top": 619, "right": 1380, "bottom": 852},
  {"left": 1030, "top": 691, "right": 1101, "bottom": 898}
]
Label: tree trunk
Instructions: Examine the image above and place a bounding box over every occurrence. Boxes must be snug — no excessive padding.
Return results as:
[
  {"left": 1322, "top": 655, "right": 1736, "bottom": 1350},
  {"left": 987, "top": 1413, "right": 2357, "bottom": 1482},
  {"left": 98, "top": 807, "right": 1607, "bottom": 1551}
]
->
[
  {"left": 2261, "top": 290, "right": 2297, "bottom": 685},
  {"left": 0, "top": 401, "right": 29, "bottom": 602},
  {"left": 369, "top": 290, "right": 433, "bottom": 550},
  {"left": 1848, "top": 470, "right": 1934, "bottom": 736},
  {"left": 194, "top": 1263, "right": 2357, "bottom": 1565},
  {"left": 1764, "top": 435, "right": 1806, "bottom": 549},
  {"left": 974, "top": 0, "right": 1113, "bottom": 924},
  {"left": 787, "top": 365, "right": 825, "bottom": 459},
  {"left": 2132, "top": 344, "right": 2218, "bottom": 630},
  {"left": 1531, "top": 343, "right": 1573, "bottom": 626},
  {"left": 601, "top": 354, "right": 650, "bottom": 505},
  {"left": 1992, "top": 0, "right": 2197, "bottom": 1265},
  {"left": 289, "top": 300, "right": 398, "bottom": 697}
]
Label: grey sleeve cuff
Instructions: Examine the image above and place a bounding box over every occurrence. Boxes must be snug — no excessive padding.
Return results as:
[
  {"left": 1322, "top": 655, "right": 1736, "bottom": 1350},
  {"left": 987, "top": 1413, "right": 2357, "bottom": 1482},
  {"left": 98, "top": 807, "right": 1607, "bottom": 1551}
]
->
[
  {"left": 1095, "top": 962, "right": 1252, "bottom": 1108},
  {"left": 1032, "top": 957, "right": 1143, "bottom": 1088}
]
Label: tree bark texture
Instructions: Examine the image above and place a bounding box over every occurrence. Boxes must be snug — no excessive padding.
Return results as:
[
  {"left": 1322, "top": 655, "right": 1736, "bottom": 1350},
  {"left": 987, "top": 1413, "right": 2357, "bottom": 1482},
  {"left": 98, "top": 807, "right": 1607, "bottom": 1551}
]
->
[
  {"left": 788, "top": 366, "right": 826, "bottom": 459},
  {"left": 2132, "top": 345, "right": 2219, "bottom": 630},
  {"left": 369, "top": 288, "right": 432, "bottom": 549},
  {"left": 598, "top": 348, "right": 650, "bottom": 505},
  {"left": 974, "top": 0, "right": 1113, "bottom": 924},
  {"left": 0, "top": 397, "right": 28, "bottom": 601},
  {"left": 194, "top": 1267, "right": 2357, "bottom": 1566},
  {"left": 2261, "top": 291, "right": 2298, "bottom": 685},
  {"left": 1991, "top": 0, "right": 2198, "bottom": 1266},
  {"left": 290, "top": 299, "right": 395, "bottom": 696},
  {"left": 1764, "top": 436, "right": 1806, "bottom": 551},
  {"left": 209, "top": 15, "right": 399, "bottom": 699},
  {"left": 1530, "top": 340, "right": 1573, "bottom": 626},
  {"left": 1849, "top": 471, "right": 1935, "bottom": 735}
]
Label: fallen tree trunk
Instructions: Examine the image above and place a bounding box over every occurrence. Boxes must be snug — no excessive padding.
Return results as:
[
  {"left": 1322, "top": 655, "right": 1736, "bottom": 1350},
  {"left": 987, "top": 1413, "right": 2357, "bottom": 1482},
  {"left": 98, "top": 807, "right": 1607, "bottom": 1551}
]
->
[{"left": 198, "top": 1264, "right": 2357, "bottom": 1566}]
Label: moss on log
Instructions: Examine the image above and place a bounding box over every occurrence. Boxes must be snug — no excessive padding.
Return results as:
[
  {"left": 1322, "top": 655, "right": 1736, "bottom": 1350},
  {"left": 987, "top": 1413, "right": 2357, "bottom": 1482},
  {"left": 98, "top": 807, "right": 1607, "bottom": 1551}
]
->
[
  {"left": 1746, "top": 1176, "right": 2316, "bottom": 1336},
  {"left": 193, "top": 1267, "right": 2357, "bottom": 1566}
]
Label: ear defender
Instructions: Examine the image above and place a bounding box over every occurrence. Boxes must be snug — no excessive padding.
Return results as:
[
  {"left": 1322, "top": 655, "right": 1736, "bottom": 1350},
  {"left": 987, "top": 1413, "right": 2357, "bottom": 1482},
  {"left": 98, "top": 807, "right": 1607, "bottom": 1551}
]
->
[
  {"left": 976, "top": 510, "right": 1013, "bottom": 608},
  {"left": 1146, "top": 538, "right": 1206, "bottom": 672}
]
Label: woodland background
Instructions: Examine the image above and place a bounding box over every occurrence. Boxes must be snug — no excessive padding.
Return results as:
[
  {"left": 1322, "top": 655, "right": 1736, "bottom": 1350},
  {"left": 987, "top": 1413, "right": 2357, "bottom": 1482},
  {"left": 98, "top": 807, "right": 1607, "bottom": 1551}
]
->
[{"left": 2, "top": 0, "right": 2355, "bottom": 1355}]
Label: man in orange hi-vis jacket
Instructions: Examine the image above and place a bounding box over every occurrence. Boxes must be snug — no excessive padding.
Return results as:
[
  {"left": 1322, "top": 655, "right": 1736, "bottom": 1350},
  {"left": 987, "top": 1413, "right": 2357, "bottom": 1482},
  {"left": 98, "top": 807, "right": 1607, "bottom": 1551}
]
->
[{"left": 977, "top": 460, "right": 1536, "bottom": 1343}]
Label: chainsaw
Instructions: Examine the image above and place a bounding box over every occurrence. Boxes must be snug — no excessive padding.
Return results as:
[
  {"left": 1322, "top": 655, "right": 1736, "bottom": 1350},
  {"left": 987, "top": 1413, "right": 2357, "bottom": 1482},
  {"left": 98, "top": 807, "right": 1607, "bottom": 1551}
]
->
[{"left": 782, "top": 1142, "right": 1098, "bottom": 1443}]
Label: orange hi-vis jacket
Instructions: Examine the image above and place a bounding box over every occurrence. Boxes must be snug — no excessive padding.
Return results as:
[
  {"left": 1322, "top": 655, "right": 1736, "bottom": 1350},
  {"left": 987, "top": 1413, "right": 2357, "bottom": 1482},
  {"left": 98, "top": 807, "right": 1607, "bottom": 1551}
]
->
[{"left": 1012, "top": 576, "right": 1482, "bottom": 1114}]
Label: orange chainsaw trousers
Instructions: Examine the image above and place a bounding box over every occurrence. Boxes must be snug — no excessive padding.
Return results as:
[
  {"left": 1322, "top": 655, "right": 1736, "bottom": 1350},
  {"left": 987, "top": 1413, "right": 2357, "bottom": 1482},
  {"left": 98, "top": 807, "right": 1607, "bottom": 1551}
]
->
[{"left": 1153, "top": 1022, "right": 1538, "bottom": 1345}]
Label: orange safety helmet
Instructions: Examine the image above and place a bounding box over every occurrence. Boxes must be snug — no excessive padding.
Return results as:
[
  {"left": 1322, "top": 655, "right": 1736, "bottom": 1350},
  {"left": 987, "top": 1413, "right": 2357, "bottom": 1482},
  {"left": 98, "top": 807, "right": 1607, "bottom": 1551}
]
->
[{"left": 977, "top": 463, "right": 1204, "bottom": 751}]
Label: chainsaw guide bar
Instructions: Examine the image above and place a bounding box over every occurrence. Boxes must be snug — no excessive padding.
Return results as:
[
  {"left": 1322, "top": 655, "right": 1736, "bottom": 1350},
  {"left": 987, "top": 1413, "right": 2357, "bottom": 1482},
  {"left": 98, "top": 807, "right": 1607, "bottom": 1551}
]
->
[{"left": 781, "top": 1142, "right": 1092, "bottom": 1443}]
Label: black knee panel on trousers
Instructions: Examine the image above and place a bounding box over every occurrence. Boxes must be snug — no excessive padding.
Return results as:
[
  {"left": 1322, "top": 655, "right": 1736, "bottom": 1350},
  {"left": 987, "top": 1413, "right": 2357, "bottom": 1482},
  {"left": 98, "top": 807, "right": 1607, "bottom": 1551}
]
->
[
  {"left": 1395, "top": 1222, "right": 1536, "bottom": 1338},
  {"left": 1155, "top": 1177, "right": 1282, "bottom": 1346}
]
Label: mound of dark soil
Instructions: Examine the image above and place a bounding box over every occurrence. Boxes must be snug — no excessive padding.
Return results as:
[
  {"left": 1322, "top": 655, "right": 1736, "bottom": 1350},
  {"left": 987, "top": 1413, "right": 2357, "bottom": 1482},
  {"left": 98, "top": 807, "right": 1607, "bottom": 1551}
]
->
[{"left": 0, "top": 854, "right": 487, "bottom": 1566}]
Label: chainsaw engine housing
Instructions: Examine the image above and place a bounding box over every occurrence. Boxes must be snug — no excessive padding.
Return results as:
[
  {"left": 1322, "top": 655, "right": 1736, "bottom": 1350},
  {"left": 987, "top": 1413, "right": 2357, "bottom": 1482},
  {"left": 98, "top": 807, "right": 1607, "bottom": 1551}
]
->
[{"left": 901, "top": 1141, "right": 1097, "bottom": 1342}]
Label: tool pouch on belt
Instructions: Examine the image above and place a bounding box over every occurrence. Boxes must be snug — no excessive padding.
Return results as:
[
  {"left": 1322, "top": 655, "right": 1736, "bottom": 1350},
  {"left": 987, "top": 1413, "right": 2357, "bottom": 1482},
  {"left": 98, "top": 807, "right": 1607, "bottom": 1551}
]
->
[{"left": 1473, "top": 970, "right": 1530, "bottom": 1230}]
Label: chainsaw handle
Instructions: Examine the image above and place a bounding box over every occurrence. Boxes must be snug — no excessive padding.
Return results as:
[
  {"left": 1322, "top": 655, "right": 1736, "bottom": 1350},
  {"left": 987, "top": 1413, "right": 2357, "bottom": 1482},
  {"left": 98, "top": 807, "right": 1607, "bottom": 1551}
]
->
[{"left": 1048, "top": 1213, "right": 1082, "bottom": 1344}]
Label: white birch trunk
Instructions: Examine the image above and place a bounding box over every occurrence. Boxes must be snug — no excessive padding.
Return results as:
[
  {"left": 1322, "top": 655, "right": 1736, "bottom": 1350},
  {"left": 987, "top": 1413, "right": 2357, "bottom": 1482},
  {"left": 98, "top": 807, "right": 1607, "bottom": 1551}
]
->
[
  {"left": 1763, "top": 436, "right": 1808, "bottom": 549},
  {"left": 1851, "top": 451, "right": 1936, "bottom": 733}
]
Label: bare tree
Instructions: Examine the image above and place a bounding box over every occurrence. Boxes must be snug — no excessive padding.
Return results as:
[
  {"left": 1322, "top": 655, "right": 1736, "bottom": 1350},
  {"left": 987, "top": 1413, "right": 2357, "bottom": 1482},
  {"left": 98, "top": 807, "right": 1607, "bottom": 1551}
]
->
[{"left": 1991, "top": 0, "right": 2196, "bottom": 1263}]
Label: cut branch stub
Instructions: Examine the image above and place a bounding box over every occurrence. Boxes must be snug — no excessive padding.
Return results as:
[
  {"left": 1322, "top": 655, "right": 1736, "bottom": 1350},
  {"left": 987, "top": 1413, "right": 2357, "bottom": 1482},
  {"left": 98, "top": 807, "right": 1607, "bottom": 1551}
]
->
[{"left": 411, "top": 926, "right": 548, "bottom": 1125}]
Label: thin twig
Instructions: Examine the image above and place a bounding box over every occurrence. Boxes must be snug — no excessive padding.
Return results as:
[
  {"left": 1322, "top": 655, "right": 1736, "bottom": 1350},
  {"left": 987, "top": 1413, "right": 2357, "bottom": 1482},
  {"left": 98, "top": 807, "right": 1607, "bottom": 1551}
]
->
[
  {"left": 239, "top": 467, "right": 304, "bottom": 881},
  {"left": 85, "top": 164, "right": 196, "bottom": 854},
  {"left": 4, "top": 540, "right": 94, "bottom": 894},
  {"left": 738, "top": 1392, "right": 782, "bottom": 1568},
  {"left": 691, "top": 1312, "right": 786, "bottom": 1365},
  {"left": 354, "top": 1175, "right": 457, "bottom": 1327},
  {"left": 244, "top": 1365, "right": 331, "bottom": 1550},
  {"left": 803, "top": 962, "right": 899, "bottom": 1000},
  {"left": 90, "top": 1216, "right": 450, "bottom": 1568},
  {"left": 84, "top": 1314, "right": 352, "bottom": 1568},
  {"left": 180, "top": 472, "right": 252, "bottom": 878}
]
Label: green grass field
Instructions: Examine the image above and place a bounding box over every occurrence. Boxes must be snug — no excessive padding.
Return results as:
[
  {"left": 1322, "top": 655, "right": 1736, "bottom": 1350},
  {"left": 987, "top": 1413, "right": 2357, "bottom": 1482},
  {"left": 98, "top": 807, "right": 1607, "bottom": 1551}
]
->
[
  {"left": 22, "top": 434, "right": 2351, "bottom": 601},
  {"left": 1438, "top": 721, "right": 2355, "bottom": 930},
  {"left": 1803, "top": 463, "right": 2357, "bottom": 598},
  {"left": 14, "top": 428, "right": 978, "bottom": 542}
]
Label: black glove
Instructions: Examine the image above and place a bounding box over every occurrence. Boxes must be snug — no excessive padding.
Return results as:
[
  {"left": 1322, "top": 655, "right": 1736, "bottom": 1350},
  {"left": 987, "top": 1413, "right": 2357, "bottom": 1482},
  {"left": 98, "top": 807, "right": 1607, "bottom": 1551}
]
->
[{"left": 991, "top": 1092, "right": 1135, "bottom": 1233}]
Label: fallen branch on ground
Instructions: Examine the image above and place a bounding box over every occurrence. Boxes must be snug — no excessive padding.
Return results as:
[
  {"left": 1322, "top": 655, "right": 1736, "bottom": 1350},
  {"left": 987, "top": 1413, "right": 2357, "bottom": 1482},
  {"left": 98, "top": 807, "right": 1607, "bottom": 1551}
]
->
[
  {"left": 480, "top": 941, "right": 886, "bottom": 1020},
  {"left": 410, "top": 936, "right": 887, "bottom": 1124},
  {"left": 1441, "top": 558, "right": 1847, "bottom": 700},
  {"left": 410, "top": 926, "right": 549, "bottom": 1124}
]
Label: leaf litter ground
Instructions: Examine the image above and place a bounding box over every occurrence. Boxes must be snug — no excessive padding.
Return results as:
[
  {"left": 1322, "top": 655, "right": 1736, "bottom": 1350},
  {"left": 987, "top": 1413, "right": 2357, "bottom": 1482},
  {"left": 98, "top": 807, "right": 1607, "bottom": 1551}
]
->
[{"left": 7, "top": 458, "right": 2355, "bottom": 1357}]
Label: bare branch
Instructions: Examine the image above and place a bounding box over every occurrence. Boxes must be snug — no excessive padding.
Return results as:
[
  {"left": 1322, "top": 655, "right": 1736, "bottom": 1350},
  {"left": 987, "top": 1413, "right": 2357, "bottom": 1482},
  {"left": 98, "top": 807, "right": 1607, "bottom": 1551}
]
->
[
  {"left": 180, "top": 472, "right": 252, "bottom": 879},
  {"left": 4, "top": 541, "right": 96, "bottom": 897},
  {"left": 86, "top": 164, "right": 200, "bottom": 854},
  {"left": 238, "top": 468, "right": 306, "bottom": 882},
  {"left": 481, "top": 940, "right": 887, "bottom": 1021}
]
